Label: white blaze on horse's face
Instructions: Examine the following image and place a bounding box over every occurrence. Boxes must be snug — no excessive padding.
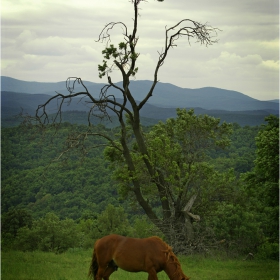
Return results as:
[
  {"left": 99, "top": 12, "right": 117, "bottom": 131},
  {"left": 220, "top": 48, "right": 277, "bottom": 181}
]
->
[{"left": 88, "top": 234, "right": 191, "bottom": 280}]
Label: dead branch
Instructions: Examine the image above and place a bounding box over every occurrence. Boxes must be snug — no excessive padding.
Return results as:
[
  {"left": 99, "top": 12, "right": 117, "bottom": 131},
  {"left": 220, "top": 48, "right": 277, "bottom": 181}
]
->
[
  {"left": 138, "top": 20, "right": 219, "bottom": 110},
  {"left": 183, "top": 194, "right": 198, "bottom": 212},
  {"left": 243, "top": 253, "right": 254, "bottom": 261},
  {"left": 187, "top": 212, "right": 201, "bottom": 222}
]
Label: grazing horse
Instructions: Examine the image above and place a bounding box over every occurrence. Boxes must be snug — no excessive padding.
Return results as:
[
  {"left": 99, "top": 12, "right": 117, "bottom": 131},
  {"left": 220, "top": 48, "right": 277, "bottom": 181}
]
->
[{"left": 88, "top": 234, "right": 190, "bottom": 280}]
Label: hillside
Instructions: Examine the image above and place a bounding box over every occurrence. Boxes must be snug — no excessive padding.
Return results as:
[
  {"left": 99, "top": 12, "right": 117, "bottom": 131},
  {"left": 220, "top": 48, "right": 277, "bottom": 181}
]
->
[{"left": 1, "top": 122, "right": 259, "bottom": 220}]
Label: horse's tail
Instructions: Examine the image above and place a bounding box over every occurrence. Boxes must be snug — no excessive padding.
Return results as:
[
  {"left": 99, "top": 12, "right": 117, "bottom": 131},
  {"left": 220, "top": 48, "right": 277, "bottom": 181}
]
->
[{"left": 88, "top": 248, "right": 98, "bottom": 279}]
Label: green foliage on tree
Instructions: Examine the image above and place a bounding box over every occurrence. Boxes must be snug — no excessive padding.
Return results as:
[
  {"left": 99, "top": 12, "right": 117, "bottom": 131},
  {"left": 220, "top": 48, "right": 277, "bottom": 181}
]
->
[
  {"left": 210, "top": 123, "right": 260, "bottom": 174},
  {"left": 13, "top": 213, "right": 81, "bottom": 253},
  {"left": 131, "top": 216, "right": 162, "bottom": 238},
  {"left": 209, "top": 194, "right": 265, "bottom": 256},
  {"left": 1, "top": 208, "right": 33, "bottom": 249},
  {"left": 1, "top": 208, "right": 33, "bottom": 238},
  {"left": 94, "top": 204, "right": 131, "bottom": 236},
  {"left": 104, "top": 109, "right": 236, "bottom": 252},
  {"left": 5, "top": 206, "right": 154, "bottom": 253},
  {"left": 242, "top": 115, "right": 279, "bottom": 259}
]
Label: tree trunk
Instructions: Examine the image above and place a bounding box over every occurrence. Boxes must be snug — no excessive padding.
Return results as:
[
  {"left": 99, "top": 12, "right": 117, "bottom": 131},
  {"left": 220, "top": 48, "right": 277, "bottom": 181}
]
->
[
  {"left": 184, "top": 214, "right": 194, "bottom": 242},
  {"left": 160, "top": 216, "right": 193, "bottom": 254},
  {"left": 159, "top": 194, "right": 201, "bottom": 254}
]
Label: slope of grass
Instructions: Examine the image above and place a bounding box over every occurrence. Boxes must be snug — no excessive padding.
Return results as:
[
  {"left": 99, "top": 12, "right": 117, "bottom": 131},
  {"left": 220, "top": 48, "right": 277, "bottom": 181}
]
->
[{"left": 1, "top": 250, "right": 279, "bottom": 280}]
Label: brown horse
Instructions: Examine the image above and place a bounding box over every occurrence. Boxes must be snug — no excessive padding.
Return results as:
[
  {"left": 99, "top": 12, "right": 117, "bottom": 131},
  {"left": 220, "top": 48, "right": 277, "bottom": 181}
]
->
[{"left": 88, "top": 234, "right": 190, "bottom": 280}]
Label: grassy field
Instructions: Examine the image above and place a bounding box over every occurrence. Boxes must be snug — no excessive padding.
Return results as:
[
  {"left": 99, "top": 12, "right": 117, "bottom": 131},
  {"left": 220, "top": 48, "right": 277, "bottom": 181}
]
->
[{"left": 1, "top": 249, "right": 279, "bottom": 280}]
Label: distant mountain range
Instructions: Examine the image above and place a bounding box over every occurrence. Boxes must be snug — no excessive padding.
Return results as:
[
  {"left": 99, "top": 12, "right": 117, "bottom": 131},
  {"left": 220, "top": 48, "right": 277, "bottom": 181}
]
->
[{"left": 1, "top": 76, "right": 279, "bottom": 127}]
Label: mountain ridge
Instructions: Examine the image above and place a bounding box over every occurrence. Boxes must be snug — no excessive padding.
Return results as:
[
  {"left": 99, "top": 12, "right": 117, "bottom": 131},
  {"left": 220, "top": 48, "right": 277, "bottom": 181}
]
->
[
  {"left": 1, "top": 91, "right": 277, "bottom": 128},
  {"left": 1, "top": 76, "right": 278, "bottom": 112}
]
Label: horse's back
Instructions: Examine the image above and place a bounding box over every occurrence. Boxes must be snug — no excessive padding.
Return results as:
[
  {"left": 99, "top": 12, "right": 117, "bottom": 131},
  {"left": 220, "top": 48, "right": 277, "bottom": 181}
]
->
[
  {"left": 94, "top": 234, "right": 125, "bottom": 258},
  {"left": 97, "top": 234, "right": 166, "bottom": 254},
  {"left": 95, "top": 234, "right": 167, "bottom": 272}
]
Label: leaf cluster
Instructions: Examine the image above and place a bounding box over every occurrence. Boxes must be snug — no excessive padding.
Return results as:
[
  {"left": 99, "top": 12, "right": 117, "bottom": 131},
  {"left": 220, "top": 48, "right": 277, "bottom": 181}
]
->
[{"left": 98, "top": 42, "right": 139, "bottom": 78}]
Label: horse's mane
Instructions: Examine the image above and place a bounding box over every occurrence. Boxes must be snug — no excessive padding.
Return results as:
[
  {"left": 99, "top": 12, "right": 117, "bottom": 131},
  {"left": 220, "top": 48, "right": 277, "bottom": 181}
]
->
[{"left": 152, "top": 237, "right": 183, "bottom": 278}]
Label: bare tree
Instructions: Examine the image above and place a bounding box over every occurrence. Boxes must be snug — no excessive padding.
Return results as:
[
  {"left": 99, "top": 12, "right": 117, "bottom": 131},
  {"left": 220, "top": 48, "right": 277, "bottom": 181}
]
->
[{"left": 34, "top": 0, "right": 223, "bottom": 253}]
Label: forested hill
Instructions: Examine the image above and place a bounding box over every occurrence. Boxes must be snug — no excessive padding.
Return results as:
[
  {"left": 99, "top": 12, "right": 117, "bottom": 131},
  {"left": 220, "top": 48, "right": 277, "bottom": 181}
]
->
[
  {"left": 2, "top": 117, "right": 278, "bottom": 258},
  {"left": 2, "top": 122, "right": 259, "bottom": 220},
  {"left": 1, "top": 123, "right": 120, "bottom": 220}
]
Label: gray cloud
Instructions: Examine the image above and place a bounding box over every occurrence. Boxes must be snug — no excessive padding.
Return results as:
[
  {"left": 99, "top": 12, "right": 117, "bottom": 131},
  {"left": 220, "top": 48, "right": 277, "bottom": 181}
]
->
[{"left": 1, "top": 0, "right": 278, "bottom": 100}]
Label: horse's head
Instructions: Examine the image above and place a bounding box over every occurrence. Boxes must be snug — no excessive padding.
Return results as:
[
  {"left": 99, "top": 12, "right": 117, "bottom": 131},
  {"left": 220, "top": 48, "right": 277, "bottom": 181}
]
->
[{"left": 181, "top": 276, "right": 190, "bottom": 280}]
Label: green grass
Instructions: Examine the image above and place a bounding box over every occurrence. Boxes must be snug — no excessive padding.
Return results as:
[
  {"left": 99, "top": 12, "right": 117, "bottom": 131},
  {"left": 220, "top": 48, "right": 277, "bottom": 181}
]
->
[{"left": 1, "top": 250, "right": 279, "bottom": 280}]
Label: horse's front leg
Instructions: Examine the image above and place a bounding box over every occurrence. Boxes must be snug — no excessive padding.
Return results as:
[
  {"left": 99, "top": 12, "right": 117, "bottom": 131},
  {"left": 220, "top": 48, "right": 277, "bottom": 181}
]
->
[
  {"left": 102, "top": 266, "right": 115, "bottom": 280},
  {"left": 95, "top": 267, "right": 106, "bottom": 280},
  {"left": 96, "top": 265, "right": 115, "bottom": 280},
  {"left": 147, "top": 269, "right": 159, "bottom": 280}
]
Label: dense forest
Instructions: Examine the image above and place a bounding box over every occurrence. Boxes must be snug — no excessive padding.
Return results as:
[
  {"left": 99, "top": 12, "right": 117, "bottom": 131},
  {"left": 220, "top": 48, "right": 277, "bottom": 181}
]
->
[{"left": 1, "top": 114, "right": 279, "bottom": 259}]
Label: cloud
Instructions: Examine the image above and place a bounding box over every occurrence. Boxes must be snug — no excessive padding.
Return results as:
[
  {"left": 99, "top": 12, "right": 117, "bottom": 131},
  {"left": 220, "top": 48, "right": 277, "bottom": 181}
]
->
[
  {"left": 1, "top": 0, "right": 279, "bottom": 100},
  {"left": 208, "top": 51, "right": 279, "bottom": 76},
  {"left": 16, "top": 32, "right": 71, "bottom": 56}
]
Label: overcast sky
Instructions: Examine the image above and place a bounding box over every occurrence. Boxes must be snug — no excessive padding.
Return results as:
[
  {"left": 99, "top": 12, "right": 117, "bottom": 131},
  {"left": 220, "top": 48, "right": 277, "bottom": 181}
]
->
[{"left": 1, "top": 0, "right": 279, "bottom": 100}]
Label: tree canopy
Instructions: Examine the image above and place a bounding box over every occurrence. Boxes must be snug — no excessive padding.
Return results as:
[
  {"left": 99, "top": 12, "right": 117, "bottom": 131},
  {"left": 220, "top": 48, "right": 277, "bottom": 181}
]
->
[{"left": 243, "top": 115, "right": 279, "bottom": 246}]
